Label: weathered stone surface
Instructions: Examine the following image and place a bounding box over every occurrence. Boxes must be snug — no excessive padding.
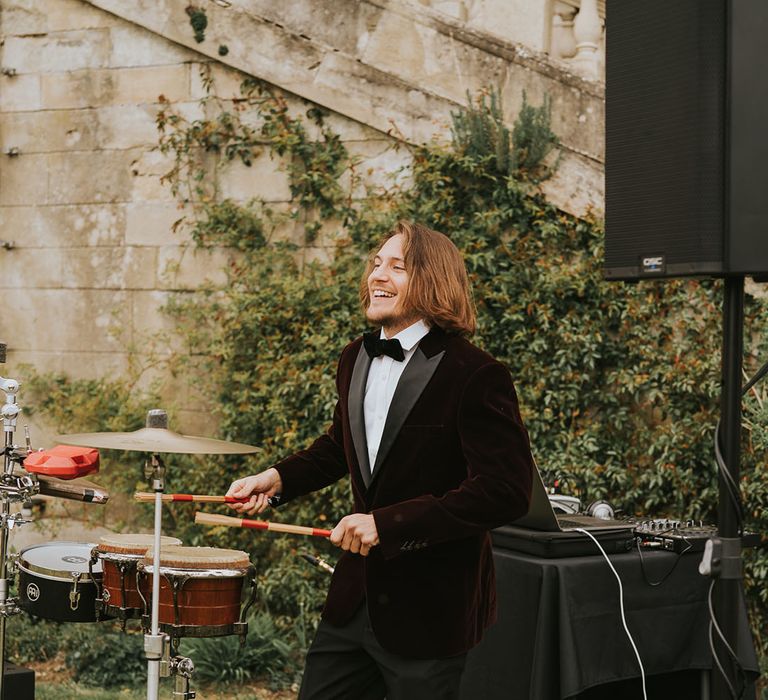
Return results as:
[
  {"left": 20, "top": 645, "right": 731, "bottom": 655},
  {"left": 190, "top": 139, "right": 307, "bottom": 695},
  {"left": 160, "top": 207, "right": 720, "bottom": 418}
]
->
[
  {"left": 60, "top": 246, "right": 158, "bottom": 290},
  {"left": 47, "top": 0, "right": 117, "bottom": 31},
  {"left": 125, "top": 202, "right": 189, "bottom": 246},
  {"left": 3, "top": 30, "right": 112, "bottom": 74},
  {"left": 0, "top": 154, "right": 49, "bottom": 205},
  {"left": 0, "top": 74, "right": 42, "bottom": 112},
  {"left": 96, "top": 104, "right": 161, "bottom": 150},
  {"left": 109, "top": 22, "right": 197, "bottom": 68},
  {"left": 41, "top": 65, "right": 191, "bottom": 109},
  {"left": 0, "top": 110, "right": 100, "bottom": 153},
  {"left": 0, "top": 248, "right": 61, "bottom": 290},
  {"left": 1, "top": 0, "right": 49, "bottom": 34},
  {"left": 47, "top": 150, "right": 137, "bottom": 205},
  {"left": 83, "top": 0, "right": 604, "bottom": 216},
  {"left": 0, "top": 288, "right": 131, "bottom": 352},
  {"left": 0, "top": 204, "right": 126, "bottom": 247},
  {"left": 217, "top": 153, "right": 292, "bottom": 203}
]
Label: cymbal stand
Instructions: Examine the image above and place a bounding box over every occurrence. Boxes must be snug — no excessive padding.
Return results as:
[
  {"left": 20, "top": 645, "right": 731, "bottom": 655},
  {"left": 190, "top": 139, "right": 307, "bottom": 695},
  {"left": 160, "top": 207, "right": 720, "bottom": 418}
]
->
[
  {"left": 0, "top": 362, "right": 37, "bottom": 700},
  {"left": 144, "top": 449, "right": 167, "bottom": 700}
]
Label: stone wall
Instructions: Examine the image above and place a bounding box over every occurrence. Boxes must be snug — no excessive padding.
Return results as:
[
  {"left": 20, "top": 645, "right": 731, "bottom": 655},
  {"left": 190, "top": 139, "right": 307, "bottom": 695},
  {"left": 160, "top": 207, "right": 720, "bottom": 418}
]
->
[{"left": 0, "top": 0, "right": 604, "bottom": 434}]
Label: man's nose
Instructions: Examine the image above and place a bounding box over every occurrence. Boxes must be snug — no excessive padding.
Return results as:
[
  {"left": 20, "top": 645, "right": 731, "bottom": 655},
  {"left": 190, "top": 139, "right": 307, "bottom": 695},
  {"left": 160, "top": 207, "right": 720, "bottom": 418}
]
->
[{"left": 370, "top": 267, "right": 388, "bottom": 281}]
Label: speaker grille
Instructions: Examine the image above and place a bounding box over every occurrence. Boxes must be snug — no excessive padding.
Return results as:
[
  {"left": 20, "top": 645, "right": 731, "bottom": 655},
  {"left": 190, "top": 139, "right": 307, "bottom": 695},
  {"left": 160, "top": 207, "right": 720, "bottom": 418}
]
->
[{"left": 605, "top": 0, "right": 726, "bottom": 279}]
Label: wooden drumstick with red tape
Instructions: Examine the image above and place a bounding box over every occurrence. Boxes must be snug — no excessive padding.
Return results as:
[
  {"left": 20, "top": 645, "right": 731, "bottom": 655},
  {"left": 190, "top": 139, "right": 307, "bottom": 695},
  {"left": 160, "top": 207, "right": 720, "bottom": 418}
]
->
[
  {"left": 194, "top": 511, "right": 332, "bottom": 538},
  {"left": 134, "top": 492, "right": 251, "bottom": 504}
]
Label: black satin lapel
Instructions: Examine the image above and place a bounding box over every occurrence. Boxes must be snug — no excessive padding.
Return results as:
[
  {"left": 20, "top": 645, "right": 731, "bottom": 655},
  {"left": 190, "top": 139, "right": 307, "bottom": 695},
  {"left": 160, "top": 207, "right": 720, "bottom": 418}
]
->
[
  {"left": 370, "top": 348, "right": 446, "bottom": 483},
  {"left": 348, "top": 345, "right": 372, "bottom": 488}
]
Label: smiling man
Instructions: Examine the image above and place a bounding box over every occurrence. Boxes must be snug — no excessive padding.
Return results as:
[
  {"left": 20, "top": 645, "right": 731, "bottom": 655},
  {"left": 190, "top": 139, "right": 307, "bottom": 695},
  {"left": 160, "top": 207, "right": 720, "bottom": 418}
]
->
[{"left": 227, "top": 220, "right": 534, "bottom": 700}]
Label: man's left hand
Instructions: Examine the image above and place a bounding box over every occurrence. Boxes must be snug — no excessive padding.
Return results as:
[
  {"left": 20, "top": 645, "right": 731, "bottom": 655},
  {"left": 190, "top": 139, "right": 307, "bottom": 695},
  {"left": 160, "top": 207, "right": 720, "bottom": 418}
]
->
[{"left": 330, "top": 514, "right": 380, "bottom": 557}]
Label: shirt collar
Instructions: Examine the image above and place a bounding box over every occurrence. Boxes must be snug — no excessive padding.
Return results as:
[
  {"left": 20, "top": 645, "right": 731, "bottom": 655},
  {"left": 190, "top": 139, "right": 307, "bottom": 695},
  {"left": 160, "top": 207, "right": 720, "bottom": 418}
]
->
[{"left": 379, "top": 319, "right": 431, "bottom": 352}]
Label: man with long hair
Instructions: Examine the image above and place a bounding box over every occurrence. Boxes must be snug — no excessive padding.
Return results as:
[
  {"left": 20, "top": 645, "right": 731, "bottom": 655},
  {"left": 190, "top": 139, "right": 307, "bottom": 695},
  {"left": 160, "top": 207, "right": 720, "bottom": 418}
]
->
[{"left": 227, "top": 221, "right": 534, "bottom": 699}]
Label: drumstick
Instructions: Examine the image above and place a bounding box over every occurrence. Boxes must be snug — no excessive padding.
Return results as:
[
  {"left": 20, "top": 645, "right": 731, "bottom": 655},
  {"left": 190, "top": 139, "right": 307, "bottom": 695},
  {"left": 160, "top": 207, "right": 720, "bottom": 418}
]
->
[
  {"left": 195, "top": 511, "right": 332, "bottom": 538},
  {"left": 134, "top": 492, "right": 250, "bottom": 504}
]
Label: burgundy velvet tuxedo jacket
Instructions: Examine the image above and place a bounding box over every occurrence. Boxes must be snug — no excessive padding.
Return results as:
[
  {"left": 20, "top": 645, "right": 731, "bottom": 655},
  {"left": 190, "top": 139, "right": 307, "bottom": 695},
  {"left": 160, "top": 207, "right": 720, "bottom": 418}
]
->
[{"left": 274, "top": 326, "right": 534, "bottom": 659}]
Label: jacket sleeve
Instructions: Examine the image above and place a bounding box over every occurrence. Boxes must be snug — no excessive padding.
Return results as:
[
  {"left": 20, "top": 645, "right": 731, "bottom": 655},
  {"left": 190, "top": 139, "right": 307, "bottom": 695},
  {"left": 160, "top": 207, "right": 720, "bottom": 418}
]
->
[
  {"left": 372, "top": 361, "right": 533, "bottom": 559},
  {"left": 271, "top": 351, "right": 350, "bottom": 503}
]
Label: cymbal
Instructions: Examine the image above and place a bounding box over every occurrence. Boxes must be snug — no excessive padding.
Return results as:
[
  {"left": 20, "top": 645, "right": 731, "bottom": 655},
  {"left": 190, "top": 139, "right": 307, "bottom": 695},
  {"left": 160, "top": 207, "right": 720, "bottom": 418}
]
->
[{"left": 55, "top": 427, "right": 260, "bottom": 455}]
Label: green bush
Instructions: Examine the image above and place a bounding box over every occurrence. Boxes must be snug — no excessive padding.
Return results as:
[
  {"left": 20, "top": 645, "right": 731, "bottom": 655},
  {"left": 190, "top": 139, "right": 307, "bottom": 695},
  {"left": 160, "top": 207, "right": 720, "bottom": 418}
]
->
[
  {"left": 4, "top": 614, "right": 64, "bottom": 663},
  {"left": 181, "top": 611, "right": 298, "bottom": 686},
  {"left": 65, "top": 627, "right": 146, "bottom": 687}
]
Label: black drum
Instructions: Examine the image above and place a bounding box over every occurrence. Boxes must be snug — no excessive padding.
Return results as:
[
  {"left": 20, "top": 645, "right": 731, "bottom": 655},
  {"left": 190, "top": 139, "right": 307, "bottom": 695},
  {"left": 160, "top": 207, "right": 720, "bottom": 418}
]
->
[{"left": 18, "top": 541, "right": 104, "bottom": 622}]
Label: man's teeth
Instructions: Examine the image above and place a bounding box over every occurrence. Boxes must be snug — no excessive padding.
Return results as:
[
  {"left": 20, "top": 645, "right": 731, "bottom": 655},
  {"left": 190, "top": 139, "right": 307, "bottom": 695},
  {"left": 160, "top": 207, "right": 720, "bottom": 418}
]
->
[{"left": 373, "top": 291, "right": 394, "bottom": 298}]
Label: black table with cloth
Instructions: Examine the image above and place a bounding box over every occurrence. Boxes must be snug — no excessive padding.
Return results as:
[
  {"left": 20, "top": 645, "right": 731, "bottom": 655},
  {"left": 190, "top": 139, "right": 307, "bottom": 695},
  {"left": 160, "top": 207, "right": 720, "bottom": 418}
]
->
[{"left": 459, "top": 540, "right": 759, "bottom": 699}]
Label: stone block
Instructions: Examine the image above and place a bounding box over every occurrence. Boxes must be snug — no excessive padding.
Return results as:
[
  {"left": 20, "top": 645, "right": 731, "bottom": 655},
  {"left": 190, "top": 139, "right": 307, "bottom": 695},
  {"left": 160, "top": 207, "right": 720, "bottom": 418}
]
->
[
  {"left": 0, "top": 154, "right": 49, "bottom": 205},
  {"left": 3, "top": 30, "right": 111, "bottom": 74},
  {"left": 538, "top": 148, "right": 604, "bottom": 217},
  {"left": 0, "top": 204, "right": 126, "bottom": 248},
  {"left": 1, "top": 0, "right": 47, "bottom": 34},
  {"left": 0, "top": 288, "right": 131, "bottom": 353},
  {"left": 157, "top": 245, "right": 230, "bottom": 290},
  {"left": 47, "top": 0, "right": 117, "bottom": 31},
  {"left": 0, "top": 74, "right": 42, "bottom": 112},
  {"left": 129, "top": 289, "right": 187, "bottom": 352},
  {"left": 217, "top": 152, "right": 292, "bottom": 202},
  {"left": 41, "top": 65, "right": 190, "bottom": 110},
  {"left": 59, "top": 246, "right": 158, "bottom": 290},
  {"left": 125, "top": 202, "right": 190, "bottom": 246},
  {"left": 0, "top": 247, "right": 61, "bottom": 290},
  {"left": 128, "top": 150, "right": 177, "bottom": 203},
  {"left": 0, "top": 110, "right": 99, "bottom": 154},
  {"left": 190, "top": 62, "right": 247, "bottom": 101},
  {"left": 109, "top": 23, "right": 197, "bottom": 68},
  {"left": 96, "top": 104, "right": 161, "bottom": 150},
  {"left": 46, "top": 150, "right": 136, "bottom": 205}
]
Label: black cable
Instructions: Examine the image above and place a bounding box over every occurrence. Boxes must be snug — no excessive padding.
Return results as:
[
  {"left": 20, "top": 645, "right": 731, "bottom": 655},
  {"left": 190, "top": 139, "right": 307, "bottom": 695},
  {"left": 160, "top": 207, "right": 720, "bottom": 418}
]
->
[
  {"left": 711, "top": 356, "right": 768, "bottom": 540},
  {"left": 707, "top": 580, "right": 748, "bottom": 699},
  {"left": 635, "top": 536, "right": 691, "bottom": 586}
]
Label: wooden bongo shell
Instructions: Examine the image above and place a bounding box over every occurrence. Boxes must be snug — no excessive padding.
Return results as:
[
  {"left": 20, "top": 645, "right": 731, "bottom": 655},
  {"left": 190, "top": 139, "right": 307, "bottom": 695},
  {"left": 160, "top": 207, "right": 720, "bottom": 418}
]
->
[
  {"left": 98, "top": 534, "right": 182, "bottom": 610},
  {"left": 140, "top": 546, "right": 250, "bottom": 627}
]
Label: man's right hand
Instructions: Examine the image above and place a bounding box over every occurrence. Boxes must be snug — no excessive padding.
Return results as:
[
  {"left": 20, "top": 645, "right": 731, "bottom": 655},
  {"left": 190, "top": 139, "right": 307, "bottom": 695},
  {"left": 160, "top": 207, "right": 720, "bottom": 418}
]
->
[{"left": 226, "top": 468, "right": 283, "bottom": 516}]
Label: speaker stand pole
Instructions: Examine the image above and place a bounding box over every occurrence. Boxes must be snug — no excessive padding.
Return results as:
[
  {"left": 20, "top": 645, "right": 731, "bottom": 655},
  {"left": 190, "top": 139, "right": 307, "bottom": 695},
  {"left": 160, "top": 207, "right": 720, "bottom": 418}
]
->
[{"left": 713, "top": 275, "right": 749, "bottom": 700}]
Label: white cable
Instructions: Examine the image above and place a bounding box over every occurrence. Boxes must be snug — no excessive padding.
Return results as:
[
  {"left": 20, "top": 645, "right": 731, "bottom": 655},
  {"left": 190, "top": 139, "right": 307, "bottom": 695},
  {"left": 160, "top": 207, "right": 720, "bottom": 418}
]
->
[{"left": 575, "top": 528, "right": 647, "bottom": 700}]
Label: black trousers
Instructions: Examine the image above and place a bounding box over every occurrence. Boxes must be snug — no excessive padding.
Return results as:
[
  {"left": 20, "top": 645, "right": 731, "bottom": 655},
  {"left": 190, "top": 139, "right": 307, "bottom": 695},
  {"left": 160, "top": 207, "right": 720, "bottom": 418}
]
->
[{"left": 298, "top": 603, "right": 467, "bottom": 700}]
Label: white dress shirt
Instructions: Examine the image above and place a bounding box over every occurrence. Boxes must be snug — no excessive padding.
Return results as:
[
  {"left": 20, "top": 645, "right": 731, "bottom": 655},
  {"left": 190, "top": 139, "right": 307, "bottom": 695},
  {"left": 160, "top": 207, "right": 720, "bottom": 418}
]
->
[{"left": 363, "top": 319, "right": 431, "bottom": 473}]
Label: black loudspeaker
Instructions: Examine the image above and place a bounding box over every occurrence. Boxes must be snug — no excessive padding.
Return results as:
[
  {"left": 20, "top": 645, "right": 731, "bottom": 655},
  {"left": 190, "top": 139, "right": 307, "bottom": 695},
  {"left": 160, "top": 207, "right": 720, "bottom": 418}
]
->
[{"left": 605, "top": 0, "right": 768, "bottom": 281}]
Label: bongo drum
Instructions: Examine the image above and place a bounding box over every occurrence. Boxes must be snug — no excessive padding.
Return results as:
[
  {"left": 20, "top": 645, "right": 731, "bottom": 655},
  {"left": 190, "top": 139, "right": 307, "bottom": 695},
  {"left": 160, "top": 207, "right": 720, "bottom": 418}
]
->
[
  {"left": 94, "top": 533, "right": 182, "bottom": 620},
  {"left": 18, "top": 541, "right": 104, "bottom": 623},
  {"left": 138, "top": 546, "right": 256, "bottom": 640}
]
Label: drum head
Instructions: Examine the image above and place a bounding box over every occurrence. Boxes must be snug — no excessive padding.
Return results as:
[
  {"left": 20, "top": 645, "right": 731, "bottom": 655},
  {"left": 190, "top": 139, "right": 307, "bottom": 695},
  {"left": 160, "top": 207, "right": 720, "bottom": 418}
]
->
[
  {"left": 98, "top": 533, "right": 182, "bottom": 555},
  {"left": 19, "top": 541, "right": 101, "bottom": 580},
  {"left": 144, "top": 546, "right": 250, "bottom": 570}
]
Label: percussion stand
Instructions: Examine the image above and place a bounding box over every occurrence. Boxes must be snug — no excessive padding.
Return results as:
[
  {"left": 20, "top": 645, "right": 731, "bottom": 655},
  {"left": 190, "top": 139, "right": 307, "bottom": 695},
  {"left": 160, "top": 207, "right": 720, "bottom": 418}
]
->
[
  {"left": 143, "top": 451, "right": 198, "bottom": 700},
  {"left": 144, "top": 450, "right": 167, "bottom": 700},
  {"left": 0, "top": 369, "right": 36, "bottom": 700}
]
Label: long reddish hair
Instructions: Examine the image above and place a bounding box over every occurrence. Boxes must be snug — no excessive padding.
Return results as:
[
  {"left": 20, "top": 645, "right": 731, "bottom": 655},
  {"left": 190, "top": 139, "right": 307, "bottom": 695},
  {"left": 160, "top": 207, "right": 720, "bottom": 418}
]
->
[{"left": 359, "top": 221, "right": 476, "bottom": 336}]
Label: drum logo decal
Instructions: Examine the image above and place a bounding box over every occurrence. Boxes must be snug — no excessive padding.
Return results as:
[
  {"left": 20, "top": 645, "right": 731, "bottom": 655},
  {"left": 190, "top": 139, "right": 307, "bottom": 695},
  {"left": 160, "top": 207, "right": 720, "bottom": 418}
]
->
[
  {"left": 62, "top": 556, "right": 87, "bottom": 564},
  {"left": 102, "top": 588, "right": 110, "bottom": 603},
  {"left": 26, "top": 583, "right": 40, "bottom": 601}
]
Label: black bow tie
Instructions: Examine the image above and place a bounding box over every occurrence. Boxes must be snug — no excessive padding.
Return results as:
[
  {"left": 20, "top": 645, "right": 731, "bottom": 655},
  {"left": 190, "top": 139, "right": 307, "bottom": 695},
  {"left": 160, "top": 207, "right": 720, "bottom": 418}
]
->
[{"left": 363, "top": 332, "right": 405, "bottom": 362}]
